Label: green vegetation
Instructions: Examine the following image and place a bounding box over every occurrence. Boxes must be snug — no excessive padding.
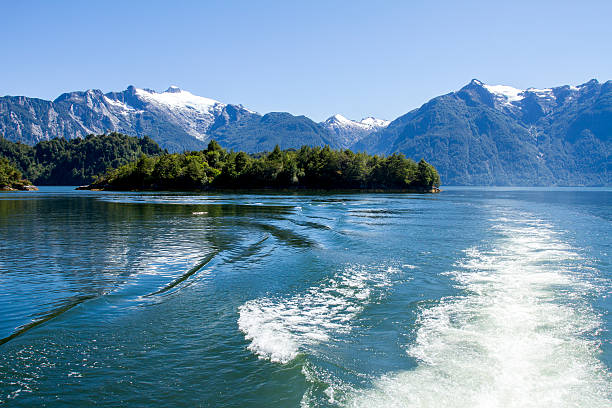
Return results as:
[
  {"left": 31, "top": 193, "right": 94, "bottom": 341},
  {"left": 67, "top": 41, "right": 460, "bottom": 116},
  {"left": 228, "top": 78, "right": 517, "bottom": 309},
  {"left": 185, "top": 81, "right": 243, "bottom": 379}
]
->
[
  {"left": 0, "top": 133, "right": 165, "bottom": 185},
  {"left": 0, "top": 133, "right": 440, "bottom": 191},
  {"left": 0, "top": 157, "right": 33, "bottom": 190},
  {"left": 89, "top": 140, "right": 441, "bottom": 191}
]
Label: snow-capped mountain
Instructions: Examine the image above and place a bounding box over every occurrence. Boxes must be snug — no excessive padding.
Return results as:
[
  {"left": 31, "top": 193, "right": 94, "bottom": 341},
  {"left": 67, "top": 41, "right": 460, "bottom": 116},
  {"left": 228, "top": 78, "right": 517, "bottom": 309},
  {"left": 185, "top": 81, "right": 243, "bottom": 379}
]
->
[
  {"left": 2, "top": 80, "right": 609, "bottom": 185},
  {"left": 131, "top": 86, "right": 262, "bottom": 141},
  {"left": 134, "top": 86, "right": 227, "bottom": 141},
  {"left": 478, "top": 79, "right": 578, "bottom": 108},
  {"left": 320, "top": 114, "right": 390, "bottom": 148},
  {"left": 356, "top": 78, "right": 612, "bottom": 185},
  {"left": 0, "top": 85, "right": 261, "bottom": 151},
  {"left": 0, "top": 85, "right": 388, "bottom": 152},
  {"left": 465, "top": 79, "right": 591, "bottom": 122}
]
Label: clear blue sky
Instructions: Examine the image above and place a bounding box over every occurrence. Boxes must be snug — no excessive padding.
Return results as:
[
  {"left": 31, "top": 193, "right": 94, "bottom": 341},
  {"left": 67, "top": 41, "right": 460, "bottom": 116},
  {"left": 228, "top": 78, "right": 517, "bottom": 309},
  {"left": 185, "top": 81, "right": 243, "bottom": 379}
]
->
[{"left": 1, "top": 0, "right": 611, "bottom": 121}]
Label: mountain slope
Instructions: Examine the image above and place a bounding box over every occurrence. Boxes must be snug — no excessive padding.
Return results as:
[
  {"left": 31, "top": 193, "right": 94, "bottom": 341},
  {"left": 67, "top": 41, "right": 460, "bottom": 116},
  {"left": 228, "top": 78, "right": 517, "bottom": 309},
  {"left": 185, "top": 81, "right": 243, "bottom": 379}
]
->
[
  {"left": 320, "top": 114, "right": 390, "bottom": 148},
  {"left": 1, "top": 81, "right": 609, "bottom": 185},
  {"left": 355, "top": 79, "right": 611, "bottom": 185},
  {"left": 0, "top": 86, "right": 387, "bottom": 153}
]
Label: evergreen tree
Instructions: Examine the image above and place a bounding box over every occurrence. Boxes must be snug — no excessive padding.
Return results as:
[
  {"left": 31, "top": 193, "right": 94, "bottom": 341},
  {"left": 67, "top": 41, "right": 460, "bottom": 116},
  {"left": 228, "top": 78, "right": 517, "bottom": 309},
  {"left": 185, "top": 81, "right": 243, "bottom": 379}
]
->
[{"left": 89, "top": 140, "right": 441, "bottom": 191}]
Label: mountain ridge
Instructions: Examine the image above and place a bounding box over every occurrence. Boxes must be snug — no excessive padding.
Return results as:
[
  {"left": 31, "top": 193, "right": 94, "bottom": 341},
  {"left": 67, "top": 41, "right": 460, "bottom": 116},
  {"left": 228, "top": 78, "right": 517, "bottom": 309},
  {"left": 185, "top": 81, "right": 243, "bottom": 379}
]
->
[
  {"left": 355, "top": 78, "right": 611, "bottom": 185},
  {"left": 0, "top": 85, "right": 388, "bottom": 152},
  {"left": 1, "top": 79, "right": 610, "bottom": 185}
]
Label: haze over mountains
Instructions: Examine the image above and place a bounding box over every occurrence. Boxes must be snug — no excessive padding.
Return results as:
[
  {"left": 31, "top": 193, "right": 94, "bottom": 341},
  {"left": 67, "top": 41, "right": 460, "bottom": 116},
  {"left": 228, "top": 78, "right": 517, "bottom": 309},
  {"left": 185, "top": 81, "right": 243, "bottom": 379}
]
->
[{"left": 1, "top": 79, "right": 610, "bottom": 185}]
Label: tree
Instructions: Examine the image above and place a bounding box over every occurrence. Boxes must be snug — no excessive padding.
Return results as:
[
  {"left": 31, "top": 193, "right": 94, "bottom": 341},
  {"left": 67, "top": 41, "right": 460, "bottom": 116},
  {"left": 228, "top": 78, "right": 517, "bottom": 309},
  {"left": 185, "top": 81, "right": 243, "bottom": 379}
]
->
[
  {"left": 0, "top": 157, "right": 30, "bottom": 188},
  {"left": 88, "top": 140, "right": 442, "bottom": 191},
  {"left": 416, "top": 159, "right": 440, "bottom": 187}
]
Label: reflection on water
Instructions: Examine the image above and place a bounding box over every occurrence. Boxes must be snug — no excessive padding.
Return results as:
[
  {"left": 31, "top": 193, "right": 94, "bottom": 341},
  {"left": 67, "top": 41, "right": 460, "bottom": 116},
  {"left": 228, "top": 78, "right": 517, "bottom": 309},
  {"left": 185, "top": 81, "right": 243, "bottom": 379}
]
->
[
  {"left": 0, "top": 195, "right": 297, "bottom": 343},
  {"left": 0, "top": 187, "right": 610, "bottom": 406}
]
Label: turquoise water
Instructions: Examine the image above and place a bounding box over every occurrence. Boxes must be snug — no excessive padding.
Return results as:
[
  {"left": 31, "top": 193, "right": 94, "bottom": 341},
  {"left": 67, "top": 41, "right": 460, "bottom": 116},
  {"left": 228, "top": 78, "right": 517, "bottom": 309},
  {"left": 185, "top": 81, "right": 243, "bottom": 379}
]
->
[{"left": 0, "top": 187, "right": 610, "bottom": 406}]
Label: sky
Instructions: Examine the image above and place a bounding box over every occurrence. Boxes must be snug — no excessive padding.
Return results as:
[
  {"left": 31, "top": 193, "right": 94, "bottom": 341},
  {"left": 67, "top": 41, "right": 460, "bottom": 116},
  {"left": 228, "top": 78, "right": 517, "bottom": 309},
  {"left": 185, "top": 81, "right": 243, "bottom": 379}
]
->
[{"left": 1, "top": 0, "right": 611, "bottom": 122}]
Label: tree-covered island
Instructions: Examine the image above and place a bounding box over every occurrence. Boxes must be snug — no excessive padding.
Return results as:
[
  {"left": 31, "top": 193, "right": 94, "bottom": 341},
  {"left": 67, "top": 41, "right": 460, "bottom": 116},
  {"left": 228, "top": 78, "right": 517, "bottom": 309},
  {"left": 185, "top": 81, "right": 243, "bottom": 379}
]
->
[
  {"left": 84, "top": 139, "right": 441, "bottom": 192},
  {"left": 0, "top": 133, "right": 440, "bottom": 192},
  {"left": 0, "top": 157, "right": 37, "bottom": 190}
]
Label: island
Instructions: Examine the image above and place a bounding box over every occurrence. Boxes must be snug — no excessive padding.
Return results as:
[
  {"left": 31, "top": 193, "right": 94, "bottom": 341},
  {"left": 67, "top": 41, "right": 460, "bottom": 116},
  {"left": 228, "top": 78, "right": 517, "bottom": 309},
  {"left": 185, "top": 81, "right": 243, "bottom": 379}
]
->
[
  {"left": 0, "top": 133, "right": 164, "bottom": 186},
  {"left": 81, "top": 140, "right": 441, "bottom": 192},
  {"left": 0, "top": 157, "right": 37, "bottom": 191}
]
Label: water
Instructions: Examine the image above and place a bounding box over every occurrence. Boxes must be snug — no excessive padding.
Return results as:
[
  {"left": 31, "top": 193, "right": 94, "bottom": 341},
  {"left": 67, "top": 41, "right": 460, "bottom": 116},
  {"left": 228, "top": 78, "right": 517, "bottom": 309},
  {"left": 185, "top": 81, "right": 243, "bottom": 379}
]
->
[{"left": 0, "top": 187, "right": 610, "bottom": 406}]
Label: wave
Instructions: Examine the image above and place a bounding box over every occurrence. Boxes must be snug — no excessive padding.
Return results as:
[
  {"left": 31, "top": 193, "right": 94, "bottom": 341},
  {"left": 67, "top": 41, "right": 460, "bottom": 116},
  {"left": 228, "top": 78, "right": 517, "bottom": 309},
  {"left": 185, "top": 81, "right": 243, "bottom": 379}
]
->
[
  {"left": 238, "top": 264, "right": 398, "bottom": 363},
  {"left": 0, "top": 294, "right": 97, "bottom": 346},
  {"left": 345, "top": 213, "right": 611, "bottom": 407},
  {"left": 143, "top": 251, "right": 218, "bottom": 297}
]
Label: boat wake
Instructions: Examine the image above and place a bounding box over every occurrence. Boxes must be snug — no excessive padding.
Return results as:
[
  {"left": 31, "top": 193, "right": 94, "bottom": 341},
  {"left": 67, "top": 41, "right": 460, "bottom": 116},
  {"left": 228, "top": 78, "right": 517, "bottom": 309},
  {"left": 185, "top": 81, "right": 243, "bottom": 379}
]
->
[
  {"left": 345, "top": 212, "right": 611, "bottom": 407},
  {"left": 238, "top": 264, "right": 399, "bottom": 363}
]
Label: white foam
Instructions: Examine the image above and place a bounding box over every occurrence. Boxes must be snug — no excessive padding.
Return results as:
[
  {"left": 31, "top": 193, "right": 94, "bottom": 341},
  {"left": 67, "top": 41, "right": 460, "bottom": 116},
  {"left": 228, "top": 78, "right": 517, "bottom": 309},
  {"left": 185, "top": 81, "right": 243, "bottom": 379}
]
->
[
  {"left": 346, "top": 212, "right": 610, "bottom": 407},
  {"left": 238, "top": 265, "right": 397, "bottom": 363}
]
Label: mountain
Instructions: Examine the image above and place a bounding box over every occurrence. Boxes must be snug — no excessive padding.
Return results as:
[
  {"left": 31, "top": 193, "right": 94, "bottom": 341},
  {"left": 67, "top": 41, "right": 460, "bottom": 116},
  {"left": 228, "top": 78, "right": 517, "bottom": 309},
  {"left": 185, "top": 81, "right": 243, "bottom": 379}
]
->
[
  {"left": 355, "top": 79, "right": 611, "bottom": 185},
  {"left": 320, "top": 114, "right": 390, "bottom": 148},
  {"left": 0, "top": 86, "right": 387, "bottom": 153},
  {"left": 204, "top": 111, "right": 339, "bottom": 152},
  {"left": 2, "top": 81, "right": 609, "bottom": 185},
  {"left": 0, "top": 86, "right": 257, "bottom": 152}
]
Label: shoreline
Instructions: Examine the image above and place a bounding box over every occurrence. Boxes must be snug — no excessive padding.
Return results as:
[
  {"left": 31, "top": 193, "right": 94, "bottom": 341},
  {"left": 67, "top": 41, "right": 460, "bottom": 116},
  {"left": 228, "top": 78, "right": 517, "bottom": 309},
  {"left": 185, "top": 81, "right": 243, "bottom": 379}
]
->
[
  {"left": 77, "top": 185, "right": 442, "bottom": 194},
  {"left": 1, "top": 184, "right": 38, "bottom": 191}
]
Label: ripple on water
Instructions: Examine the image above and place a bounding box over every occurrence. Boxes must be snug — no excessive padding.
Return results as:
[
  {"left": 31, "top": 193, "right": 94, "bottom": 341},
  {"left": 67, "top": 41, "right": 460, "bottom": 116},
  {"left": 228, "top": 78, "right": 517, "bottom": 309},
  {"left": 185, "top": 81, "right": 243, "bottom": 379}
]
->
[{"left": 345, "top": 213, "right": 611, "bottom": 408}]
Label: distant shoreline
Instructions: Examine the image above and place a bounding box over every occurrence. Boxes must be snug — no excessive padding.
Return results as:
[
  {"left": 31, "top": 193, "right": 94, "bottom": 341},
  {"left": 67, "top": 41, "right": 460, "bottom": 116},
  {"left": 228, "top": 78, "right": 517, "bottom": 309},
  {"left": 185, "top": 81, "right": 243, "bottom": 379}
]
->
[{"left": 77, "top": 185, "right": 442, "bottom": 194}]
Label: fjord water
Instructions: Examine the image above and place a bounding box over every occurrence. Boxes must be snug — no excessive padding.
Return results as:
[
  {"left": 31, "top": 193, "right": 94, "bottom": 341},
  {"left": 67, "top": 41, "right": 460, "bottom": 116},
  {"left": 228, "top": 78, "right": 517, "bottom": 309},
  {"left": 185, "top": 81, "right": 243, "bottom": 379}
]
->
[{"left": 0, "top": 187, "right": 610, "bottom": 407}]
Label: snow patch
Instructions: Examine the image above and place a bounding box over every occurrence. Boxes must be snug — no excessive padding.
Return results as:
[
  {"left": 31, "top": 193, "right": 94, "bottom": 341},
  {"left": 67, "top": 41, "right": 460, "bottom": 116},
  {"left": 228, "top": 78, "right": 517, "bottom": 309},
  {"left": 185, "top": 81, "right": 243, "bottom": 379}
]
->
[
  {"left": 325, "top": 114, "right": 389, "bottom": 131},
  {"left": 360, "top": 117, "right": 390, "bottom": 128},
  {"left": 133, "top": 87, "right": 229, "bottom": 141},
  {"left": 483, "top": 84, "right": 525, "bottom": 103},
  {"left": 525, "top": 88, "right": 555, "bottom": 99},
  {"left": 135, "top": 87, "right": 223, "bottom": 110},
  {"left": 103, "top": 96, "right": 136, "bottom": 111}
]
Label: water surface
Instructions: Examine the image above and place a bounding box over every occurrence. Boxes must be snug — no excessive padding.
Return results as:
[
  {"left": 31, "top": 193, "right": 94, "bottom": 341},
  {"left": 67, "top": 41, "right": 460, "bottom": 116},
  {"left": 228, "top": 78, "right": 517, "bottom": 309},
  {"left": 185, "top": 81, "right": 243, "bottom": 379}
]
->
[{"left": 0, "top": 187, "right": 610, "bottom": 406}]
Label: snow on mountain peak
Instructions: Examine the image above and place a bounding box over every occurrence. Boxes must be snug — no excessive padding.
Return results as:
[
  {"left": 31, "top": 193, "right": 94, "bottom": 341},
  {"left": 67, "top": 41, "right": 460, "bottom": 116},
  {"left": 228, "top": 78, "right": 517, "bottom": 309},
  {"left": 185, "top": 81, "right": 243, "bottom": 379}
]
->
[
  {"left": 326, "top": 114, "right": 389, "bottom": 129},
  {"left": 525, "top": 87, "right": 555, "bottom": 99},
  {"left": 135, "top": 87, "right": 223, "bottom": 110},
  {"left": 471, "top": 80, "right": 590, "bottom": 114},
  {"left": 320, "top": 114, "right": 389, "bottom": 148},
  {"left": 360, "top": 117, "right": 390, "bottom": 128},
  {"left": 482, "top": 84, "right": 525, "bottom": 103},
  {"left": 331, "top": 113, "right": 351, "bottom": 123},
  {"left": 478, "top": 81, "right": 583, "bottom": 106},
  {"left": 132, "top": 87, "right": 228, "bottom": 141}
]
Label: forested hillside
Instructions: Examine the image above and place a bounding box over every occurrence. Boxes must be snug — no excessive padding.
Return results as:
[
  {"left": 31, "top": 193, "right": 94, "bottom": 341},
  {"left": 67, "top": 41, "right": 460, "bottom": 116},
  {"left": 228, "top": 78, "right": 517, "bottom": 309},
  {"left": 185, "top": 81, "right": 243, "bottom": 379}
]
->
[{"left": 0, "top": 133, "right": 165, "bottom": 185}]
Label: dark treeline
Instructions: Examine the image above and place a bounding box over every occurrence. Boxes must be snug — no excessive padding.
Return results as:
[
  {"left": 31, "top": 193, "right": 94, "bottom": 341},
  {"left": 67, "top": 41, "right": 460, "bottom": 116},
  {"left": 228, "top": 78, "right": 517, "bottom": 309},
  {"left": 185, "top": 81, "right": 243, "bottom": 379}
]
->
[
  {"left": 0, "top": 133, "right": 164, "bottom": 185},
  {"left": 90, "top": 140, "right": 441, "bottom": 191}
]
